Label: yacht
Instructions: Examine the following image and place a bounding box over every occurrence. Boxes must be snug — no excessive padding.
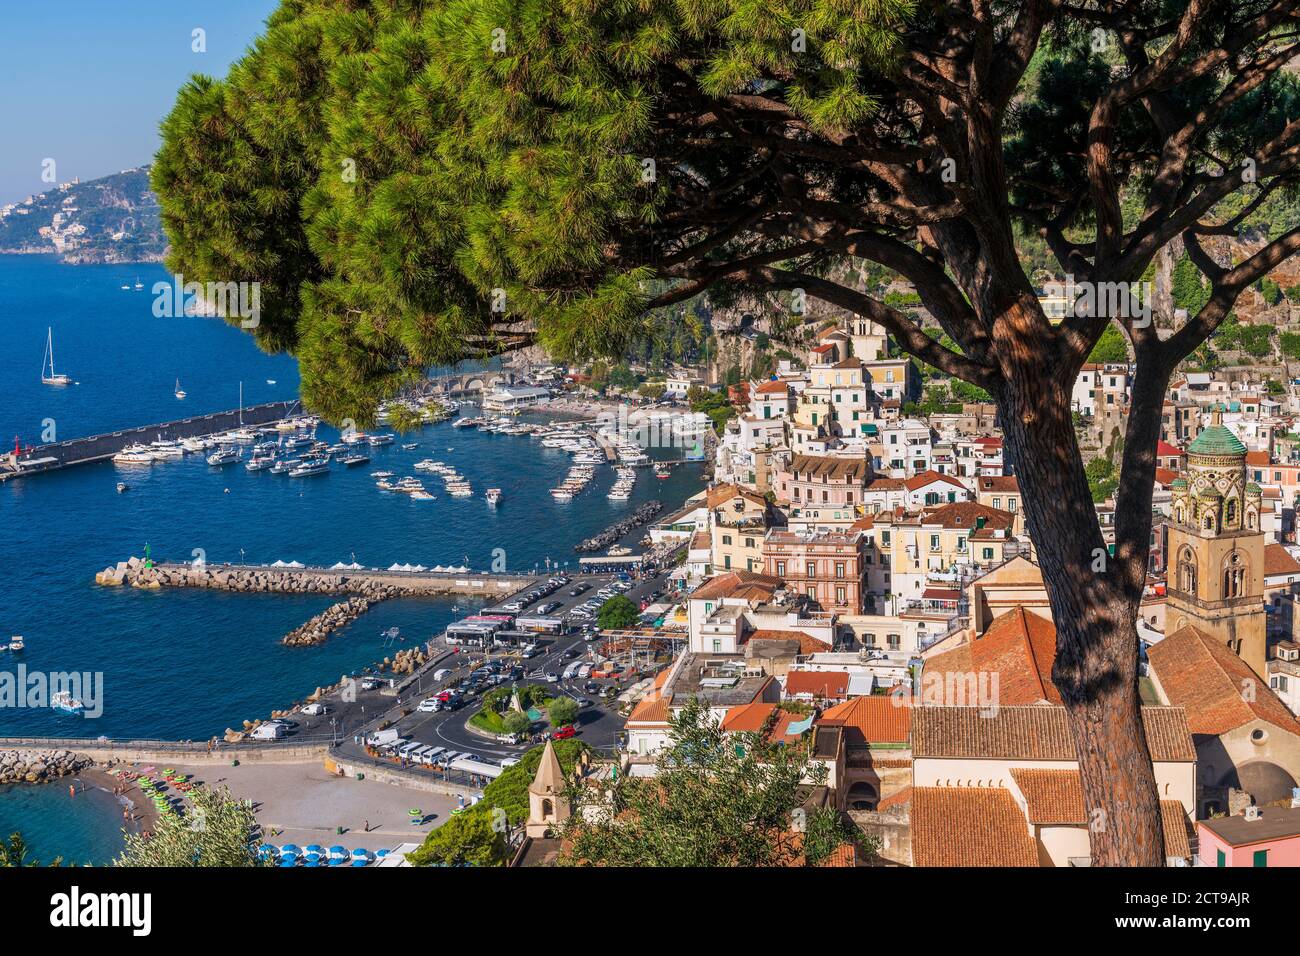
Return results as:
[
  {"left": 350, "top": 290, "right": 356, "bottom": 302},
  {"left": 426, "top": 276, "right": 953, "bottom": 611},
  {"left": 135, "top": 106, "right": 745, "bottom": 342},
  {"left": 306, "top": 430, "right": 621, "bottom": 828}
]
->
[
  {"left": 368, "top": 433, "right": 396, "bottom": 447},
  {"left": 207, "top": 448, "right": 242, "bottom": 466},
  {"left": 269, "top": 458, "right": 300, "bottom": 475},
  {"left": 550, "top": 488, "right": 574, "bottom": 500},
  {"left": 226, "top": 428, "right": 258, "bottom": 443},
  {"left": 409, "top": 490, "right": 436, "bottom": 501},
  {"left": 41, "top": 328, "right": 72, "bottom": 386},
  {"left": 150, "top": 442, "right": 184, "bottom": 460},
  {"left": 401, "top": 442, "right": 419, "bottom": 451},
  {"left": 370, "top": 471, "right": 395, "bottom": 479},
  {"left": 174, "top": 378, "right": 186, "bottom": 400},
  {"left": 113, "top": 445, "right": 155, "bottom": 465},
  {"left": 8, "top": 636, "right": 25, "bottom": 652},
  {"left": 181, "top": 437, "right": 208, "bottom": 453},
  {"left": 486, "top": 488, "right": 502, "bottom": 507},
  {"left": 52, "top": 691, "right": 84, "bottom": 714},
  {"left": 245, "top": 455, "right": 277, "bottom": 472},
  {"left": 288, "top": 460, "right": 330, "bottom": 478},
  {"left": 341, "top": 453, "right": 370, "bottom": 467}
]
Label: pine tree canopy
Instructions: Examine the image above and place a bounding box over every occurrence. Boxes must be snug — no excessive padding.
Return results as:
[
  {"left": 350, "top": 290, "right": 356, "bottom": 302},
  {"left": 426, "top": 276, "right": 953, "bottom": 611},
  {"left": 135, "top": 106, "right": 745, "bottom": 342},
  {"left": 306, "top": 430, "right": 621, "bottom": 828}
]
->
[{"left": 155, "top": 0, "right": 1300, "bottom": 424}]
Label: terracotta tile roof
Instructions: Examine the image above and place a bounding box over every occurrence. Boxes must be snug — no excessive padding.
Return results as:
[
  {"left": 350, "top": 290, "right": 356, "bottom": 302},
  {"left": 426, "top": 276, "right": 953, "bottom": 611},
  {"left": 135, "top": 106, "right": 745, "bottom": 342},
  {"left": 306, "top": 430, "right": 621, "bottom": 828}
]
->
[
  {"left": 721, "top": 701, "right": 776, "bottom": 733},
  {"left": 833, "top": 357, "right": 864, "bottom": 370},
  {"left": 626, "top": 695, "right": 671, "bottom": 725},
  {"left": 690, "top": 570, "right": 783, "bottom": 602},
  {"left": 974, "top": 436, "right": 1003, "bottom": 446},
  {"left": 911, "top": 705, "right": 1196, "bottom": 762},
  {"left": 706, "top": 482, "right": 767, "bottom": 509},
  {"left": 976, "top": 475, "right": 1019, "bottom": 493},
  {"left": 865, "top": 477, "right": 907, "bottom": 491},
  {"left": 817, "top": 695, "right": 911, "bottom": 744},
  {"left": 785, "top": 671, "right": 849, "bottom": 698},
  {"left": 755, "top": 379, "right": 790, "bottom": 394},
  {"left": 904, "top": 470, "right": 966, "bottom": 491},
  {"left": 1246, "top": 450, "right": 1271, "bottom": 467},
  {"left": 811, "top": 343, "right": 836, "bottom": 354},
  {"left": 787, "top": 454, "right": 871, "bottom": 482},
  {"left": 690, "top": 531, "right": 710, "bottom": 550},
  {"left": 1161, "top": 800, "right": 1193, "bottom": 860},
  {"left": 1008, "top": 771, "right": 1192, "bottom": 858},
  {"left": 920, "top": 500, "right": 1015, "bottom": 531},
  {"left": 1010, "top": 768, "right": 1085, "bottom": 824},
  {"left": 747, "top": 628, "right": 831, "bottom": 654},
  {"left": 911, "top": 787, "right": 1039, "bottom": 866},
  {"left": 1154, "top": 467, "right": 1179, "bottom": 487},
  {"left": 1157, "top": 440, "right": 1183, "bottom": 457},
  {"left": 924, "top": 607, "right": 1060, "bottom": 705},
  {"left": 876, "top": 785, "right": 912, "bottom": 811},
  {"left": 1265, "top": 543, "right": 1300, "bottom": 578},
  {"left": 1147, "top": 625, "right": 1300, "bottom": 737}
]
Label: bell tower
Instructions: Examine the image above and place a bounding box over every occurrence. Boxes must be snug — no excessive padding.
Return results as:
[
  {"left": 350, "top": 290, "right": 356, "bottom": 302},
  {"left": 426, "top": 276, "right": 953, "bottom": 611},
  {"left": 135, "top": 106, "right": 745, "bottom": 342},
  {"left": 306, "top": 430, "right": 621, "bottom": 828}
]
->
[
  {"left": 1166, "top": 407, "right": 1266, "bottom": 675},
  {"left": 850, "top": 317, "right": 888, "bottom": 362}
]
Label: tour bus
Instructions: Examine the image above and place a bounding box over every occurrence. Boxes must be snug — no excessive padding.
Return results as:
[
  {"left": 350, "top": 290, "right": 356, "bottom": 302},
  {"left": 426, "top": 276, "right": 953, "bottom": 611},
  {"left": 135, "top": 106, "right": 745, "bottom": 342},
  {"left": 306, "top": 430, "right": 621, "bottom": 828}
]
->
[{"left": 515, "top": 615, "right": 567, "bottom": 635}]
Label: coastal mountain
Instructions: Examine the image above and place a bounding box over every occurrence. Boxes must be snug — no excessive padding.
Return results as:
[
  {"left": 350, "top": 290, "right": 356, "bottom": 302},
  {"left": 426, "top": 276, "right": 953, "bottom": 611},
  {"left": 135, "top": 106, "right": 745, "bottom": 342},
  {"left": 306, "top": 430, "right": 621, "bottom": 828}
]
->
[{"left": 0, "top": 166, "right": 165, "bottom": 263}]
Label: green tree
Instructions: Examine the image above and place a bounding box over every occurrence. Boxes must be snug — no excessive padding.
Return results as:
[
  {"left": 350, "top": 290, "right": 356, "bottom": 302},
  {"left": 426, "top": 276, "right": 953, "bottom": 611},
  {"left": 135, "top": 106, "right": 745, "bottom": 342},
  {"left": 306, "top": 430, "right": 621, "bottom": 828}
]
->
[
  {"left": 116, "top": 786, "right": 264, "bottom": 867},
  {"left": 407, "top": 739, "right": 589, "bottom": 866},
  {"left": 1088, "top": 324, "right": 1130, "bottom": 364},
  {"left": 0, "top": 832, "right": 60, "bottom": 867},
  {"left": 408, "top": 808, "right": 510, "bottom": 867},
  {"left": 597, "top": 594, "right": 640, "bottom": 630},
  {"left": 502, "top": 710, "right": 532, "bottom": 736},
  {"left": 560, "top": 699, "right": 870, "bottom": 866},
  {"left": 546, "top": 696, "right": 579, "bottom": 729},
  {"left": 158, "top": 0, "right": 1300, "bottom": 866}
]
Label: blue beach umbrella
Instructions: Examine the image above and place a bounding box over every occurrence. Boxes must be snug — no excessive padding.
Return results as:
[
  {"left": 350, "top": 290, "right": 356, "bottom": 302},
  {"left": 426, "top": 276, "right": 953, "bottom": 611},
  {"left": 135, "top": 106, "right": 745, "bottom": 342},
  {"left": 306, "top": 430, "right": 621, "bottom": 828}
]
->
[
  {"left": 278, "top": 844, "right": 301, "bottom": 856},
  {"left": 304, "top": 844, "right": 325, "bottom": 855},
  {"left": 350, "top": 848, "right": 371, "bottom": 860},
  {"left": 350, "top": 857, "right": 369, "bottom": 866},
  {"left": 278, "top": 856, "right": 297, "bottom": 867},
  {"left": 303, "top": 854, "right": 322, "bottom": 867}
]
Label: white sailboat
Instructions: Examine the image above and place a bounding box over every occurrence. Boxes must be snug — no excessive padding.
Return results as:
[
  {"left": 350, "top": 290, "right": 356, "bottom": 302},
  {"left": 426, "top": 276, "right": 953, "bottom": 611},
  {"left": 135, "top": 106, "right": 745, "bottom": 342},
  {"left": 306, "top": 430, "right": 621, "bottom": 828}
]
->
[
  {"left": 41, "top": 328, "right": 72, "bottom": 385},
  {"left": 175, "top": 378, "right": 187, "bottom": 399}
]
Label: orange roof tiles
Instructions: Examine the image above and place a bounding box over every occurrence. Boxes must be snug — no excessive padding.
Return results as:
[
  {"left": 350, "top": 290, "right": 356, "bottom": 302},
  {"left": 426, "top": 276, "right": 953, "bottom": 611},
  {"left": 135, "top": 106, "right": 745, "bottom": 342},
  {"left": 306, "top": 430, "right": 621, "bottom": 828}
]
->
[
  {"left": 904, "top": 470, "right": 967, "bottom": 491},
  {"left": 818, "top": 695, "right": 911, "bottom": 744},
  {"left": 911, "top": 705, "right": 1196, "bottom": 762},
  {"left": 1010, "top": 768, "right": 1086, "bottom": 824},
  {"left": 911, "top": 787, "right": 1039, "bottom": 866},
  {"left": 1246, "top": 450, "right": 1271, "bottom": 467},
  {"left": 1265, "top": 543, "right": 1300, "bottom": 578},
  {"left": 1147, "top": 625, "right": 1300, "bottom": 737},
  {"left": 690, "top": 570, "right": 783, "bottom": 602},
  {"left": 920, "top": 500, "right": 1015, "bottom": 531},
  {"left": 746, "top": 628, "right": 831, "bottom": 654},
  {"left": 976, "top": 475, "right": 1020, "bottom": 493},
  {"left": 924, "top": 607, "right": 1060, "bottom": 705},
  {"left": 785, "top": 671, "right": 849, "bottom": 698},
  {"left": 754, "top": 379, "right": 790, "bottom": 394},
  {"left": 626, "top": 696, "right": 671, "bottom": 725}
]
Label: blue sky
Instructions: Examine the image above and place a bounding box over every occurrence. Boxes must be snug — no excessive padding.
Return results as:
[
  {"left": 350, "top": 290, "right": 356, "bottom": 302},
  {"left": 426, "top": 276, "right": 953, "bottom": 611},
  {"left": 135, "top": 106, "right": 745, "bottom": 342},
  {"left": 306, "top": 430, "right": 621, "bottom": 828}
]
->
[{"left": 0, "top": 0, "right": 279, "bottom": 204}]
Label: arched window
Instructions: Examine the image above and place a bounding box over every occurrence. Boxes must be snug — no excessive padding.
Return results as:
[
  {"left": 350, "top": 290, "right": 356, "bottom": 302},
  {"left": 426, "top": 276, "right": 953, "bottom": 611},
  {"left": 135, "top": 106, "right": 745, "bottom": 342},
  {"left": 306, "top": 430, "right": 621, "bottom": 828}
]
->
[
  {"left": 541, "top": 798, "right": 554, "bottom": 819},
  {"left": 1248, "top": 510, "right": 1257, "bottom": 530},
  {"left": 1204, "top": 512, "right": 1216, "bottom": 532},
  {"left": 1223, "top": 551, "right": 1246, "bottom": 599},
  {"left": 1177, "top": 547, "right": 1197, "bottom": 595},
  {"left": 1175, "top": 506, "right": 1184, "bottom": 525},
  {"left": 1226, "top": 499, "right": 1237, "bottom": 526}
]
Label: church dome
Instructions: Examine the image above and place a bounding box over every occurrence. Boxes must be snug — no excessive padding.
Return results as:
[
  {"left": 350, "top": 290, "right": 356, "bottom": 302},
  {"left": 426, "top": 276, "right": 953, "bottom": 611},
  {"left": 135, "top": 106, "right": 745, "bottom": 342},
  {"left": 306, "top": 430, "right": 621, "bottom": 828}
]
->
[{"left": 1188, "top": 424, "right": 1246, "bottom": 457}]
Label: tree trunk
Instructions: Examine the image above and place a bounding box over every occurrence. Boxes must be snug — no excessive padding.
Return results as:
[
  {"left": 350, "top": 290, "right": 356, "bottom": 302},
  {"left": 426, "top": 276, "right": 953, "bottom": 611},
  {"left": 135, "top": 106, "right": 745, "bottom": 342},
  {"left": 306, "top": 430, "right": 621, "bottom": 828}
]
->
[{"left": 992, "top": 296, "right": 1165, "bottom": 866}]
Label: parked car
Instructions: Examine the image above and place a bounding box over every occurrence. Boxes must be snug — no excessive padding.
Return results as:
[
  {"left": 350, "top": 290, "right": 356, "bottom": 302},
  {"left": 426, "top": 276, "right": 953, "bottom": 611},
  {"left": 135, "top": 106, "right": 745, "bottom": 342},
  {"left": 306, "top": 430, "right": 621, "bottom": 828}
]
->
[
  {"left": 417, "top": 698, "right": 440, "bottom": 713},
  {"left": 544, "top": 672, "right": 560, "bottom": 683},
  {"left": 569, "top": 584, "right": 589, "bottom": 596},
  {"left": 552, "top": 725, "right": 577, "bottom": 740},
  {"left": 300, "top": 702, "right": 329, "bottom": 716},
  {"left": 495, "top": 732, "right": 523, "bottom": 745}
]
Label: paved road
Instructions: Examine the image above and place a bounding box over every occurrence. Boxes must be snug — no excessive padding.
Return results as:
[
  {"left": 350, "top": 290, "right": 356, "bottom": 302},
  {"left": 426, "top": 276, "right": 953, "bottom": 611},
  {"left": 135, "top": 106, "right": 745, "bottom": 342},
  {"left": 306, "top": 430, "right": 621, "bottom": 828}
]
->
[{"left": 311, "top": 568, "right": 681, "bottom": 765}]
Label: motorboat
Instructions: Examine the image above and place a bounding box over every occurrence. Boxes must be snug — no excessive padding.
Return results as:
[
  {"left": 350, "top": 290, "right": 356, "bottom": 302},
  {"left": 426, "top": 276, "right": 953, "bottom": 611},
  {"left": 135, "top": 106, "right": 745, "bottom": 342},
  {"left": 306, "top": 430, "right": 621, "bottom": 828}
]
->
[
  {"left": 246, "top": 455, "right": 277, "bottom": 472},
  {"left": 8, "top": 636, "right": 25, "bottom": 652},
  {"left": 368, "top": 433, "right": 395, "bottom": 447},
  {"left": 341, "top": 454, "right": 370, "bottom": 467},
  {"left": 52, "top": 691, "right": 84, "bottom": 714},
  {"left": 401, "top": 443, "right": 419, "bottom": 450},
  {"left": 207, "top": 448, "right": 241, "bottom": 466},
  {"left": 370, "top": 470, "right": 394, "bottom": 479},
  {"left": 289, "top": 460, "right": 330, "bottom": 477},
  {"left": 116, "top": 482, "right": 130, "bottom": 494},
  {"left": 269, "top": 458, "right": 300, "bottom": 475},
  {"left": 150, "top": 443, "right": 184, "bottom": 459},
  {"left": 174, "top": 378, "right": 186, "bottom": 400},
  {"left": 113, "top": 445, "right": 155, "bottom": 465},
  {"left": 410, "top": 490, "right": 436, "bottom": 501},
  {"left": 486, "top": 488, "right": 502, "bottom": 506}
]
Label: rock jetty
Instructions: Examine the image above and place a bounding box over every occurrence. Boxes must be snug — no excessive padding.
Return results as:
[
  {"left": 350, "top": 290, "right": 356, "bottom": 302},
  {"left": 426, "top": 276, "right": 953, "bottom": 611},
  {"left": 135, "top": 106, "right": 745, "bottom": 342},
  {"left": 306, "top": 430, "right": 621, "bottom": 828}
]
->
[
  {"left": 281, "top": 593, "right": 395, "bottom": 646},
  {"left": 575, "top": 500, "right": 663, "bottom": 552},
  {"left": 95, "top": 558, "right": 405, "bottom": 596},
  {"left": 0, "top": 749, "right": 92, "bottom": 784}
]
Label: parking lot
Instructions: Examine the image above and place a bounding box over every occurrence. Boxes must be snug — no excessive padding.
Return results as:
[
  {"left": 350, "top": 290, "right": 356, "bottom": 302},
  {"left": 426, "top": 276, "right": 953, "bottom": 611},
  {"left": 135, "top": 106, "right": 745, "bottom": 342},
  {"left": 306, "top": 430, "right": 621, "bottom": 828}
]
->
[{"left": 326, "top": 568, "right": 680, "bottom": 776}]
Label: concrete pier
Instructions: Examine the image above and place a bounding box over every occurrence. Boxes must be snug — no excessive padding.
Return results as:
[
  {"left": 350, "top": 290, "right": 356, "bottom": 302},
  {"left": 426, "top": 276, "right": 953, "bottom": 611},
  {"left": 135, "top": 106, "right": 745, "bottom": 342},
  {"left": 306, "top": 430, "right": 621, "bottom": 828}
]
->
[{"left": 1, "top": 400, "right": 302, "bottom": 481}]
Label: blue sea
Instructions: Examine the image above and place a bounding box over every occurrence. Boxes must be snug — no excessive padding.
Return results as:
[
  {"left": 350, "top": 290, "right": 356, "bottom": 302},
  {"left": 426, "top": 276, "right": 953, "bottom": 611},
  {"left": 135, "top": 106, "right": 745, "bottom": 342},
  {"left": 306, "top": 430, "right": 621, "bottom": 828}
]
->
[{"left": 0, "top": 254, "right": 704, "bottom": 860}]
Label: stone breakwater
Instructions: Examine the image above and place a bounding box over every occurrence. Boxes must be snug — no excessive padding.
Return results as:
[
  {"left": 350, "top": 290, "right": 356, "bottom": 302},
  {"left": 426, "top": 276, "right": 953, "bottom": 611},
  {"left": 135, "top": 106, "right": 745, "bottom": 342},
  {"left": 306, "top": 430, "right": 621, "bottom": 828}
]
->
[
  {"left": 575, "top": 500, "right": 663, "bottom": 552},
  {"left": 0, "top": 749, "right": 92, "bottom": 784},
  {"left": 281, "top": 593, "right": 395, "bottom": 647},
  {"left": 94, "top": 557, "right": 408, "bottom": 597}
]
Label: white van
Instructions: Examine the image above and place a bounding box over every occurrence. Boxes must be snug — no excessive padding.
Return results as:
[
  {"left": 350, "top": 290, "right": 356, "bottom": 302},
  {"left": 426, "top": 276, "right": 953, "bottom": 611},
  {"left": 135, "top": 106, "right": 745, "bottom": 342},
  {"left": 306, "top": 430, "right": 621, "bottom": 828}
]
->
[
  {"left": 562, "top": 662, "right": 581, "bottom": 680},
  {"left": 301, "top": 702, "right": 329, "bottom": 716},
  {"left": 577, "top": 663, "right": 593, "bottom": 679},
  {"left": 421, "top": 746, "right": 447, "bottom": 766},
  {"left": 433, "top": 668, "right": 453, "bottom": 682},
  {"left": 250, "top": 722, "right": 287, "bottom": 740}
]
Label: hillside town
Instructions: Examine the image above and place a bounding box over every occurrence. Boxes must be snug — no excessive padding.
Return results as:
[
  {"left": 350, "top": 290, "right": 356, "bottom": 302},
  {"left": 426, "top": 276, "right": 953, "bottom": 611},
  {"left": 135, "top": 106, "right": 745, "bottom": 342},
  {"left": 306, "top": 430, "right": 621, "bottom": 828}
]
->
[{"left": 517, "top": 299, "right": 1300, "bottom": 869}]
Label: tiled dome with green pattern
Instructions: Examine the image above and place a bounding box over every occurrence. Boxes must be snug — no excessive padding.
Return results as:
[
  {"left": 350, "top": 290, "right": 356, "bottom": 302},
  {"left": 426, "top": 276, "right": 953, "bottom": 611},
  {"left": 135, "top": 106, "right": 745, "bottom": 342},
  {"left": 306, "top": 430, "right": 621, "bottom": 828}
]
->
[{"left": 1188, "top": 424, "right": 1246, "bottom": 457}]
